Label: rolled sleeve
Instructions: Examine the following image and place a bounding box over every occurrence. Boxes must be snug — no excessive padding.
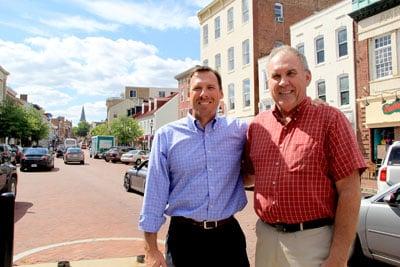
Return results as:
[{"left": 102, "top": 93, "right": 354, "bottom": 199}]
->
[{"left": 138, "top": 129, "right": 170, "bottom": 233}]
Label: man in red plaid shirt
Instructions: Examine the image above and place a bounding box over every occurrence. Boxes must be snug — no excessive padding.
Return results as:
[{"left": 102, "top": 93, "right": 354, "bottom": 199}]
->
[{"left": 244, "top": 45, "right": 366, "bottom": 267}]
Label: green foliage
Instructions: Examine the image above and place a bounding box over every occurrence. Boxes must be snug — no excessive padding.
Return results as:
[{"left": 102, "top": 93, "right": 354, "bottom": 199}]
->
[
  {"left": 24, "top": 106, "right": 50, "bottom": 143},
  {"left": 109, "top": 116, "right": 143, "bottom": 145},
  {"left": 90, "top": 123, "right": 111, "bottom": 136},
  {"left": 0, "top": 99, "right": 27, "bottom": 139},
  {"left": 0, "top": 100, "right": 49, "bottom": 144},
  {"left": 75, "top": 121, "right": 91, "bottom": 137}
]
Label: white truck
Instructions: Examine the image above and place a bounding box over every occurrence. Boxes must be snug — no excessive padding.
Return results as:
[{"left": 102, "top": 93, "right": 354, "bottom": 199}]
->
[
  {"left": 90, "top": 136, "right": 115, "bottom": 159},
  {"left": 377, "top": 141, "right": 400, "bottom": 192}
]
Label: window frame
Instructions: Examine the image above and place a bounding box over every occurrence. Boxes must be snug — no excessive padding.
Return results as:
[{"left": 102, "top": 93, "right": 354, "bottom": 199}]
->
[
  {"left": 338, "top": 74, "right": 349, "bottom": 106},
  {"left": 228, "top": 47, "right": 235, "bottom": 71},
  {"left": 242, "top": 78, "right": 251, "bottom": 108},
  {"left": 228, "top": 83, "right": 235, "bottom": 110},
  {"left": 242, "top": 0, "right": 249, "bottom": 23},
  {"left": 337, "top": 27, "right": 348, "bottom": 58},
  {"left": 214, "top": 16, "right": 221, "bottom": 39},
  {"left": 315, "top": 36, "right": 325, "bottom": 64},
  {"left": 242, "top": 39, "right": 250, "bottom": 65},
  {"left": 296, "top": 43, "right": 304, "bottom": 55},
  {"left": 227, "top": 7, "right": 234, "bottom": 32},
  {"left": 215, "top": 53, "right": 221, "bottom": 71},
  {"left": 202, "top": 24, "right": 208, "bottom": 45},
  {"left": 373, "top": 34, "right": 392, "bottom": 79},
  {"left": 274, "top": 3, "right": 283, "bottom": 21},
  {"left": 316, "top": 80, "right": 326, "bottom": 101}
]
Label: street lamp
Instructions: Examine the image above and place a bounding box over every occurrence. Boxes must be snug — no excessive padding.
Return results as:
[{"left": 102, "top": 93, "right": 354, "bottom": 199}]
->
[{"left": 149, "top": 119, "right": 154, "bottom": 150}]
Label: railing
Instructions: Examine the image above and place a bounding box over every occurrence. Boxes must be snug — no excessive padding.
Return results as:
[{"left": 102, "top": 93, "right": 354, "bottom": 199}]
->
[{"left": 0, "top": 192, "right": 15, "bottom": 267}]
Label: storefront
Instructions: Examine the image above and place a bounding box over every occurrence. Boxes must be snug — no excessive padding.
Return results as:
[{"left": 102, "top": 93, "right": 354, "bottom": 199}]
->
[{"left": 362, "top": 92, "right": 400, "bottom": 163}]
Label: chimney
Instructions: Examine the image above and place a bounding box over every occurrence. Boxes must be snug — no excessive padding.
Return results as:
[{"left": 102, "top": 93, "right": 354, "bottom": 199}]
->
[{"left": 20, "top": 94, "right": 28, "bottom": 102}]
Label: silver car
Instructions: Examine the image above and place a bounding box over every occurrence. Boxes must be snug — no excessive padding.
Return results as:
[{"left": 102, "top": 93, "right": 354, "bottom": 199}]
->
[
  {"left": 123, "top": 160, "right": 148, "bottom": 194},
  {"left": 63, "top": 147, "right": 85, "bottom": 164},
  {"left": 350, "top": 183, "right": 400, "bottom": 266}
]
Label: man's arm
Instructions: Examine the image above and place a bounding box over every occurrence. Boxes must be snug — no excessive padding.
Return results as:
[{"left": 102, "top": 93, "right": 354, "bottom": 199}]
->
[
  {"left": 144, "top": 232, "right": 167, "bottom": 267},
  {"left": 322, "top": 170, "right": 361, "bottom": 267}
]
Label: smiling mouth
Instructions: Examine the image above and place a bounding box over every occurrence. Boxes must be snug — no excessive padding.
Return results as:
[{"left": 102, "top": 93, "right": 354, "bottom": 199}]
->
[
  {"left": 279, "top": 90, "right": 294, "bottom": 95},
  {"left": 197, "top": 100, "right": 213, "bottom": 105}
]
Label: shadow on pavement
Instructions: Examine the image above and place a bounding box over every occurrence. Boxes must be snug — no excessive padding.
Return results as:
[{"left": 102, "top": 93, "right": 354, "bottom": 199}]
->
[{"left": 14, "top": 201, "right": 33, "bottom": 223}]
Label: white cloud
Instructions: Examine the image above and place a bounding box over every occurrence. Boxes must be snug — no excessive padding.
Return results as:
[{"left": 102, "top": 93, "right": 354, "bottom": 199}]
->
[
  {"left": 73, "top": 0, "right": 200, "bottom": 30},
  {"left": 49, "top": 101, "right": 106, "bottom": 126},
  {"left": 39, "top": 15, "right": 119, "bottom": 33},
  {"left": 16, "top": 86, "right": 73, "bottom": 108},
  {"left": 0, "top": 36, "right": 199, "bottom": 122}
]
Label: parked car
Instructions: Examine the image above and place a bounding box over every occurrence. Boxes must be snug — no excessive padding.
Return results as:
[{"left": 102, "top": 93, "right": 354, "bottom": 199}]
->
[
  {"left": 104, "top": 146, "right": 134, "bottom": 163},
  {"left": 123, "top": 160, "right": 148, "bottom": 194},
  {"left": 0, "top": 144, "right": 16, "bottom": 165},
  {"left": 64, "top": 147, "right": 85, "bottom": 164},
  {"left": 377, "top": 141, "right": 400, "bottom": 192},
  {"left": 20, "top": 147, "right": 55, "bottom": 171},
  {"left": 10, "top": 144, "right": 23, "bottom": 164},
  {"left": 120, "top": 150, "right": 149, "bottom": 165},
  {"left": 0, "top": 161, "right": 17, "bottom": 197},
  {"left": 349, "top": 183, "right": 400, "bottom": 266}
]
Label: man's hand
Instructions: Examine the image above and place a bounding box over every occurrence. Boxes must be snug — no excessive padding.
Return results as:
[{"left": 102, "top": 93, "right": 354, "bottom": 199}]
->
[
  {"left": 145, "top": 248, "right": 167, "bottom": 267},
  {"left": 144, "top": 232, "right": 167, "bottom": 267}
]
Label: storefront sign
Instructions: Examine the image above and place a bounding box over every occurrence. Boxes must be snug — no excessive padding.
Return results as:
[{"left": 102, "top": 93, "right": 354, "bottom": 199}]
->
[{"left": 382, "top": 99, "right": 400, "bottom": 114}]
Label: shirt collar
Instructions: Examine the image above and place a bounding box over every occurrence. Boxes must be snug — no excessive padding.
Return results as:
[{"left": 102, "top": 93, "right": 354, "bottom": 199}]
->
[
  {"left": 272, "top": 97, "right": 311, "bottom": 123},
  {"left": 187, "top": 113, "right": 219, "bottom": 132}
]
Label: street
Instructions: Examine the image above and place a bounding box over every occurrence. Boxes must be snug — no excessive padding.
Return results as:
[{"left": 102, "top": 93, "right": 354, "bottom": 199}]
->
[{"left": 13, "top": 150, "right": 258, "bottom": 266}]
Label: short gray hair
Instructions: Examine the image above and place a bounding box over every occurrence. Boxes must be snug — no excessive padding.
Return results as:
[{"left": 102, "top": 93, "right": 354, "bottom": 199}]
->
[{"left": 268, "top": 45, "right": 310, "bottom": 72}]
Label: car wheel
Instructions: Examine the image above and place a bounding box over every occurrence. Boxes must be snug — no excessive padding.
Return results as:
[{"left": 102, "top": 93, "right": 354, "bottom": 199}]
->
[
  {"left": 80, "top": 161, "right": 84, "bottom": 165},
  {"left": 124, "top": 174, "right": 132, "bottom": 192},
  {"left": 20, "top": 167, "right": 25, "bottom": 172},
  {"left": 135, "top": 159, "right": 141, "bottom": 165},
  {"left": 7, "top": 177, "right": 17, "bottom": 197},
  {"left": 64, "top": 161, "right": 68, "bottom": 164},
  {"left": 105, "top": 158, "right": 110, "bottom": 162}
]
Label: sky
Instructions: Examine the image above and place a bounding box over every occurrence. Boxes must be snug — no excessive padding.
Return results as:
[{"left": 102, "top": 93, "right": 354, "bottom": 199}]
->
[{"left": 0, "top": 0, "right": 212, "bottom": 125}]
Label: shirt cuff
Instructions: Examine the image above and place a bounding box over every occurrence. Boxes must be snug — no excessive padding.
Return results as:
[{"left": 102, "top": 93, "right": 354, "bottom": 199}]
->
[{"left": 138, "top": 214, "right": 166, "bottom": 233}]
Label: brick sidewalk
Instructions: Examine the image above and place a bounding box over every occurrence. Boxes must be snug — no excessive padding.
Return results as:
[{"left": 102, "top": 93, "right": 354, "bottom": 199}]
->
[{"left": 361, "top": 177, "right": 377, "bottom": 195}]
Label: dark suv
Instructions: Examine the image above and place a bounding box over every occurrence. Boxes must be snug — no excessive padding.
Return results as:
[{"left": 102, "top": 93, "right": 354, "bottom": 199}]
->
[{"left": 104, "top": 146, "right": 134, "bottom": 163}]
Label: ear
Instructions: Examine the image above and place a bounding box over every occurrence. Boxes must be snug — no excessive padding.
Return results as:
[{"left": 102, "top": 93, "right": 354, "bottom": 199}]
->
[
  {"left": 219, "top": 89, "right": 224, "bottom": 99},
  {"left": 305, "top": 70, "right": 312, "bottom": 86}
]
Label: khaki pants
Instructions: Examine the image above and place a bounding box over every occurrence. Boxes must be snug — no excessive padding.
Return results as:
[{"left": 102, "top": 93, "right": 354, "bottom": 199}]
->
[{"left": 255, "top": 219, "right": 332, "bottom": 267}]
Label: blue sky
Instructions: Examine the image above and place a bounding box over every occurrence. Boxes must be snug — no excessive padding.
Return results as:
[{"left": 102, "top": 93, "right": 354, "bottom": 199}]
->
[{"left": 0, "top": 0, "right": 211, "bottom": 125}]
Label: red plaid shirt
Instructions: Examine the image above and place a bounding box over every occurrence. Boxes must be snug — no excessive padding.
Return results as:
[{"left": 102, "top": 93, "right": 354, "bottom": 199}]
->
[{"left": 245, "top": 97, "right": 366, "bottom": 224}]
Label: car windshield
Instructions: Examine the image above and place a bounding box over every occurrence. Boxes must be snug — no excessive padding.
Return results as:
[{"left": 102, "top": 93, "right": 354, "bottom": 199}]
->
[
  {"left": 24, "top": 148, "right": 48, "bottom": 155},
  {"left": 388, "top": 147, "right": 400, "bottom": 165},
  {"left": 127, "top": 150, "right": 139, "bottom": 154}
]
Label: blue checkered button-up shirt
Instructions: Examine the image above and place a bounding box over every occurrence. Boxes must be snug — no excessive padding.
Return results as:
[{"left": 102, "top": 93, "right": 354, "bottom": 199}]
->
[{"left": 139, "top": 114, "right": 248, "bottom": 233}]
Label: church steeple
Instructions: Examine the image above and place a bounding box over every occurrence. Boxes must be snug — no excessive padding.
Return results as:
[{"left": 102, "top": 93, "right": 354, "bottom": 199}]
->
[{"left": 80, "top": 106, "right": 86, "bottom": 122}]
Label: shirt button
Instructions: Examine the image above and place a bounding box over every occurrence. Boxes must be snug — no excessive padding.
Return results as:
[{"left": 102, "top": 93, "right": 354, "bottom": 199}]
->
[
  {"left": 276, "top": 219, "right": 280, "bottom": 223},
  {"left": 272, "top": 181, "right": 276, "bottom": 185},
  {"left": 209, "top": 168, "right": 213, "bottom": 171},
  {"left": 272, "top": 201, "right": 276, "bottom": 205},
  {"left": 275, "top": 162, "right": 279, "bottom": 166}
]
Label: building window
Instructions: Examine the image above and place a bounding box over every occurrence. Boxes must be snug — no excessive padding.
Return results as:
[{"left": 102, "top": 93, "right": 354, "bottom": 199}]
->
[
  {"left": 202, "top": 24, "right": 208, "bottom": 45},
  {"left": 203, "top": 59, "right": 208, "bottom": 66},
  {"left": 296, "top": 43, "right": 304, "bottom": 55},
  {"left": 317, "top": 80, "right": 326, "bottom": 101},
  {"left": 242, "top": 0, "right": 249, "bottom": 23},
  {"left": 315, "top": 36, "right": 325, "bottom": 64},
  {"left": 274, "top": 3, "right": 283, "bottom": 22},
  {"left": 228, "top": 83, "right": 235, "bottom": 110},
  {"left": 227, "top": 7, "right": 234, "bottom": 32},
  {"left": 242, "top": 39, "right": 250, "bottom": 65},
  {"left": 130, "top": 90, "right": 136, "bottom": 97},
  {"left": 337, "top": 28, "right": 348, "bottom": 57},
  {"left": 215, "top": 53, "right": 221, "bottom": 71},
  {"left": 274, "top": 41, "right": 284, "bottom": 47},
  {"left": 214, "top": 16, "right": 221, "bottom": 39},
  {"left": 159, "top": 91, "right": 166, "bottom": 97},
  {"left": 374, "top": 34, "right": 392, "bottom": 79},
  {"left": 243, "top": 79, "right": 250, "bottom": 107},
  {"left": 228, "top": 47, "right": 234, "bottom": 71},
  {"left": 339, "top": 75, "right": 349, "bottom": 106}
]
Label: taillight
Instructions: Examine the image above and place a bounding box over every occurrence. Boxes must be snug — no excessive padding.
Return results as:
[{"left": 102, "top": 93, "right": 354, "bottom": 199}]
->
[{"left": 379, "top": 167, "right": 387, "bottom": 182}]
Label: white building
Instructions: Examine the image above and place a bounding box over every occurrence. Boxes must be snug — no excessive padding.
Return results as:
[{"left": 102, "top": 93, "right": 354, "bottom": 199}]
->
[
  {"left": 0, "top": 65, "right": 9, "bottom": 103},
  {"left": 290, "top": 0, "right": 356, "bottom": 129}
]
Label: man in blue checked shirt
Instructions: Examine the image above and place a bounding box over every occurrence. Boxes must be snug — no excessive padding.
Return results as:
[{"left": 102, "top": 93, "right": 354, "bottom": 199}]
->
[{"left": 139, "top": 65, "right": 250, "bottom": 267}]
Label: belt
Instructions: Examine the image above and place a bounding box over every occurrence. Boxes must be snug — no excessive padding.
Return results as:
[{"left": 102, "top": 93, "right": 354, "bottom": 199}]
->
[
  {"left": 172, "top": 216, "right": 234, "bottom": 230},
  {"left": 266, "top": 218, "right": 333, "bottom": 233}
]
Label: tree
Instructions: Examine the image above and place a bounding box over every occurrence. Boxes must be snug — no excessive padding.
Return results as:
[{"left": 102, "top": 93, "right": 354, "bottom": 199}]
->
[
  {"left": 90, "top": 123, "right": 111, "bottom": 136},
  {"left": 109, "top": 117, "right": 143, "bottom": 145},
  {"left": 0, "top": 99, "right": 27, "bottom": 140},
  {"left": 74, "top": 121, "right": 91, "bottom": 137},
  {"left": 24, "top": 106, "right": 50, "bottom": 144}
]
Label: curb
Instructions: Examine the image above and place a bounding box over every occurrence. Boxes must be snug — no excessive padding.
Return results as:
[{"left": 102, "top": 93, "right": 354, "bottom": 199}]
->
[{"left": 15, "top": 256, "right": 145, "bottom": 267}]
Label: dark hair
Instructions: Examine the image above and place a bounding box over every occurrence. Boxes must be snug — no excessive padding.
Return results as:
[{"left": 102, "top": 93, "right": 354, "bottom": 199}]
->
[{"left": 189, "top": 65, "right": 222, "bottom": 91}]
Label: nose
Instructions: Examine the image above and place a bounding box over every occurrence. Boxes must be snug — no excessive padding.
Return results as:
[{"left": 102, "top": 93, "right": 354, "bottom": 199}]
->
[
  {"left": 199, "top": 88, "right": 209, "bottom": 98},
  {"left": 279, "top": 76, "right": 289, "bottom": 87}
]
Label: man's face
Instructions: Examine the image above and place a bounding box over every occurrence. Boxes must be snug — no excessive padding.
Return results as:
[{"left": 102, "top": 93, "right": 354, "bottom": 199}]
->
[
  {"left": 189, "top": 71, "right": 223, "bottom": 122},
  {"left": 267, "top": 51, "right": 311, "bottom": 115}
]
